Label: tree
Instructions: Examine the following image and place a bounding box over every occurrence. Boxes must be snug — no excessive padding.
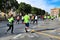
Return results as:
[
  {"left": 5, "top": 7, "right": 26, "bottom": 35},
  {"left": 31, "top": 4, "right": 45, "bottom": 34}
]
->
[
  {"left": 25, "top": 4, "right": 31, "bottom": 13},
  {"left": 17, "top": 2, "right": 46, "bottom": 15},
  {"left": 37, "top": 9, "right": 41, "bottom": 15},
  {"left": 31, "top": 7, "right": 45, "bottom": 15},
  {"left": 41, "top": 10, "right": 45, "bottom": 15},
  {"left": 17, "top": 2, "right": 31, "bottom": 15},
  {"left": 0, "top": 0, "right": 19, "bottom": 13},
  {"left": 58, "top": 9, "right": 60, "bottom": 17},
  {"left": 45, "top": 12, "right": 49, "bottom": 16},
  {"left": 31, "top": 7, "right": 38, "bottom": 14}
]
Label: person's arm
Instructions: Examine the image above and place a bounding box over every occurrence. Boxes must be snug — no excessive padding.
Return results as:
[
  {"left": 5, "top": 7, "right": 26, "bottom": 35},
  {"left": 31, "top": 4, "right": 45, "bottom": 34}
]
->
[{"left": 8, "top": 18, "right": 9, "bottom": 22}]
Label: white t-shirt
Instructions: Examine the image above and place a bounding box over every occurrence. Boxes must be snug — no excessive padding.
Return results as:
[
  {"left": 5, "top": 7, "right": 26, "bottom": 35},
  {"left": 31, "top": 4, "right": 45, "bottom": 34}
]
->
[
  {"left": 35, "top": 16, "right": 38, "bottom": 20},
  {"left": 22, "top": 16, "right": 23, "bottom": 20}
]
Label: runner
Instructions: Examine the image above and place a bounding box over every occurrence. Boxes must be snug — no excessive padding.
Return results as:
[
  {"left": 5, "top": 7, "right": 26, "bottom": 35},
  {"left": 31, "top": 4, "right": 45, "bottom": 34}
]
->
[
  {"left": 44, "top": 15, "right": 46, "bottom": 20},
  {"left": 23, "top": 13, "right": 30, "bottom": 32},
  {"left": 47, "top": 16, "right": 50, "bottom": 19},
  {"left": 16, "top": 15, "right": 20, "bottom": 24},
  {"left": 21, "top": 16, "right": 24, "bottom": 23},
  {"left": 51, "top": 16, "right": 54, "bottom": 20},
  {"left": 7, "top": 14, "right": 14, "bottom": 34},
  {"left": 35, "top": 15, "right": 38, "bottom": 24},
  {"left": 31, "top": 15, "right": 35, "bottom": 24}
]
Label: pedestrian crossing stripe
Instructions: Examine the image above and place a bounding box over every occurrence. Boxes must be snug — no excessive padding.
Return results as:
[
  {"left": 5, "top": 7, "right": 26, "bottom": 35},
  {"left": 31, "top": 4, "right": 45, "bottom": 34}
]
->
[
  {"left": 19, "top": 35, "right": 25, "bottom": 38},
  {"left": 13, "top": 34, "right": 22, "bottom": 39},
  {"left": 32, "top": 33, "right": 39, "bottom": 37},
  {"left": 13, "top": 33, "right": 39, "bottom": 39},
  {"left": 27, "top": 34, "right": 34, "bottom": 38}
]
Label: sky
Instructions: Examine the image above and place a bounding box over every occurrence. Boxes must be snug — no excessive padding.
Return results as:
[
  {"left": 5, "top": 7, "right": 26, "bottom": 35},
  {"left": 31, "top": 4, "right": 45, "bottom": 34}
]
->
[{"left": 16, "top": 0, "right": 60, "bottom": 13}]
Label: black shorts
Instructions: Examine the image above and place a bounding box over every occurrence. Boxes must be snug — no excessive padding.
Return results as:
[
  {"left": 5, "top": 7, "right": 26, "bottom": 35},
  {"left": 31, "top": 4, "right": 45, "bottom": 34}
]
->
[
  {"left": 31, "top": 19, "right": 34, "bottom": 21},
  {"left": 17, "top": 20, "right": 19, "bottom": 22},
  {"left": 35, "top": 19, "right": 37, "bottom": 21},
  {"left": 22, "top": 20, "right": 24, "bottom": 21},
  {"left": 25, "top": 23, "right": 29, "bottom": 27}
]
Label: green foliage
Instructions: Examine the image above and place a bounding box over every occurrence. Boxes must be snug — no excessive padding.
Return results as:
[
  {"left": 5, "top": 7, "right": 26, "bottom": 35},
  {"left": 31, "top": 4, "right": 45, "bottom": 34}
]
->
[
  {"left": 31, "top": 7, "right": 45, "bottom": 15},
  {"left": 0, "top": 0, "right": 47, "bottom": 15},
  {"left": 0, "top": 0, "right": 19, "bottom": 13},
  {"left": 59, "top": 9, "right": 60, "bottom": 17},
  {"left": 17, "top": 2, "right": 46, "bottom": 15},
  {"left": 18, "top": 2, "right": 31, "bottom": 14},
  {"left": 31, "top": 7, "right": 37, "bottom": 14},
  {"left": 59, "top": 14, "right": 60, "bottom": 17}
]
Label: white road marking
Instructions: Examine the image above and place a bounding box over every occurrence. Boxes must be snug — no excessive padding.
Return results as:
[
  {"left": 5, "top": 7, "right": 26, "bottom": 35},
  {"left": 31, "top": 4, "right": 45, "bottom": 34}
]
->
[
  {"left": 28, "top": 29, "right": 31, "bottom": 31},
  {"left": 28, "top": 35, "right": 34, "bottom": 38},
  {"left": 13, "top": 34, "right": 22, "bottom": 39},
  {"left": 27, "top": 34, "right": 34, "bottom": 38},
  {"left": 32, "top": 33, "right": 39, "bottom": 37},
  {"left": 20, "top": 35, "right": 25, "bottom": 38}
]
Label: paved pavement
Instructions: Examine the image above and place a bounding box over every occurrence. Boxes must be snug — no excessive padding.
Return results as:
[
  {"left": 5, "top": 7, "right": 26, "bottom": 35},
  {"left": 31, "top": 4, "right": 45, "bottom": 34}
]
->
[{"left": 0, "top": 19, "right": 60, "bottom": 40}]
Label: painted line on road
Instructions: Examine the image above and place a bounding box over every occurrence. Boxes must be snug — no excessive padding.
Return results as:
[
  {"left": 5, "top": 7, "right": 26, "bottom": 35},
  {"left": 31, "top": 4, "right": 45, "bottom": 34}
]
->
[
  {"left": 13, "top": 34, "right": 22, "bottom": 39},
  {"left": 27, "top": 34, "right": 34, "bottom": 38},
  {"left": 19, "top": 35, "right": 25, "bottom": 38},
  {"left": 36, "top": 32, "right": 60, "bottom": 39},
  {"left": 32, "top": 33, "right": 39, "bottom": 37}
]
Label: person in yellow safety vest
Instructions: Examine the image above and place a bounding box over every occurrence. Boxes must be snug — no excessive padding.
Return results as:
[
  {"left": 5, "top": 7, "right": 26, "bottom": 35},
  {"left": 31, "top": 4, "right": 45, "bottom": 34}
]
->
[
  {"left": 51, "top": 16, "right": 54, "bottom": 20},
  {"left": 44, "top": 16, "right": 46, "bottom": 20},
  {"left": 23, "top": 13, "right": 30, "bottom": 32},
  {"left": 47, "top": 16, "right": 50, "bottom": 19},
  {"left": 7, "top": 14, "right": 14, "bottom": 34},
  {"left": 49, "top": 16, "right": 51, "bottom": 19},
  {"left": 44, "top": 16, "right": 46, "bottom": 19}
]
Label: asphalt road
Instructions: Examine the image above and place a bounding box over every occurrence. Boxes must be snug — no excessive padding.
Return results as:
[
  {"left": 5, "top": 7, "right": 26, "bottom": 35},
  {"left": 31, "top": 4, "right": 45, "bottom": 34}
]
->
[{"left": 0, "top": 19, "right": 60, "bottom": 40}]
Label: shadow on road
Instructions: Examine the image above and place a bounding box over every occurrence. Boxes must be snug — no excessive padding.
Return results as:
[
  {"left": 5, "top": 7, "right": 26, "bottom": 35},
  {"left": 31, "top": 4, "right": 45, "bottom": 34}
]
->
[{"left": 36, "top": 28, "right": 55, "bottom": 32}]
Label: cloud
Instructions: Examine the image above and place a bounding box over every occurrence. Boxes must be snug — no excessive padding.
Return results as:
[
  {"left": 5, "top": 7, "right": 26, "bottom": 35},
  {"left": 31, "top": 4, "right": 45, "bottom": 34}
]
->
[
  {"left": 16, "top": 0, "right": 30, "bottom": 3},
  {"left": 16, "top": 0, "right": 57, "bottom": 13}
]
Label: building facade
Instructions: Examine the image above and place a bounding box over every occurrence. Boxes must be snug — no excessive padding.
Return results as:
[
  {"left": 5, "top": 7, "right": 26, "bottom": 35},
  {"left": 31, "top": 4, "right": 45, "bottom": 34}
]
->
[{"left": 50, "top": 8, "right": 60, "bottom": 17}]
